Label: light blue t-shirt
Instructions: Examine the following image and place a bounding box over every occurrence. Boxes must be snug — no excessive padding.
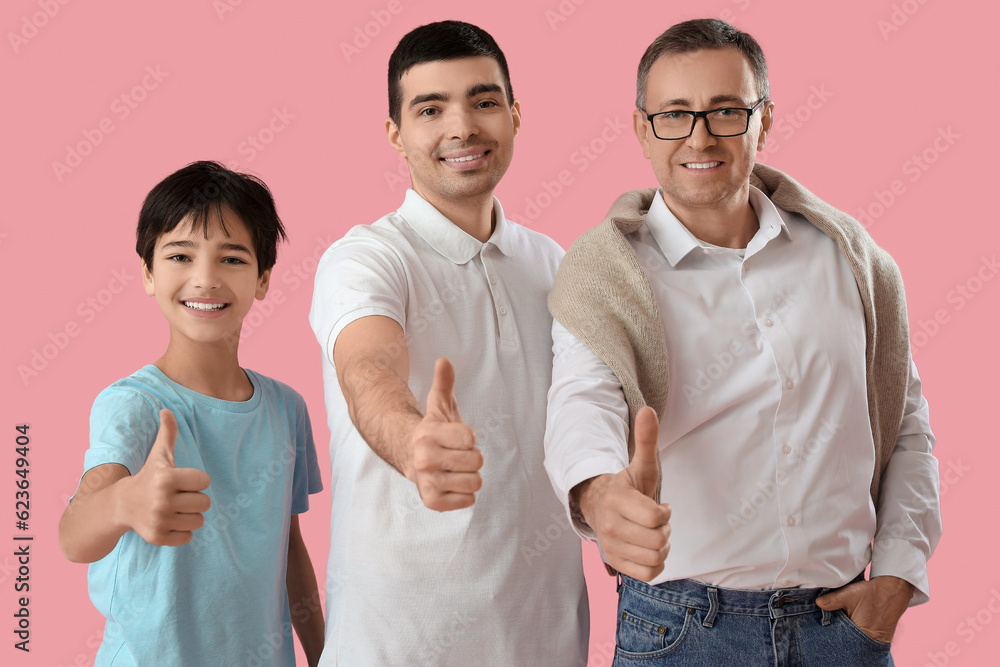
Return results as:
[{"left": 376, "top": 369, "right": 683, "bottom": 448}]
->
[{"left": 83, "top": 365, "right": 323, "bottom": 666}]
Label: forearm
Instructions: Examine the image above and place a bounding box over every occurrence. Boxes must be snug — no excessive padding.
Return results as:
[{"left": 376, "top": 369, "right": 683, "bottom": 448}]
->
[
  {"left": 287, "top": 519, "right": 324, "bottom": 667},
  {"left": 339, "top": 355, "right": 423, "bottom": 478},
  {"left": 58, "top": 465, "right": 132, "bottom": 563},
  {"left": 870, "top": 357, "right": 941, "bottom": 605}
]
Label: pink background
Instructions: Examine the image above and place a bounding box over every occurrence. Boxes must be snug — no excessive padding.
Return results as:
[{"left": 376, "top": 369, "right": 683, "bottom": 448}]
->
[{"left": 3, "top": 0, "right": 996, "bottom": 665}]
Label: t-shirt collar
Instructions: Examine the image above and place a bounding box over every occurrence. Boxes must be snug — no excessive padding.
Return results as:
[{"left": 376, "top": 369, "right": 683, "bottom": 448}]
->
[{"left": 399, "top": 189, "right": 515, "bottom": 264}]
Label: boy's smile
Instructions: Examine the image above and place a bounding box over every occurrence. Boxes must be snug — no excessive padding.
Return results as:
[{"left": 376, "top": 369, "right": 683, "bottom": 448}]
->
[{"left": 142, "top": 207, "right": 270, "bottom": 348}]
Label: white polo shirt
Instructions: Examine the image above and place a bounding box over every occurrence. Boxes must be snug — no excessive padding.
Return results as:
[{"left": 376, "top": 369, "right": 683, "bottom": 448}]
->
[{"left": 310, "top": 190, "right": 588, "bottom": 666}]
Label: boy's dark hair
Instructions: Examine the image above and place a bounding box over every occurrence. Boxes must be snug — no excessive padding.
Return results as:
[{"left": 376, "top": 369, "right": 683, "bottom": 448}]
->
[
  {"left": 387, "top": 20, "right": 514, "bottom": 126},
  {"left": 636, "top": 19, "right": 769, "bottom": 110},
  {"left": 136, "top": 161, "right": 287, "bottom": 276}
]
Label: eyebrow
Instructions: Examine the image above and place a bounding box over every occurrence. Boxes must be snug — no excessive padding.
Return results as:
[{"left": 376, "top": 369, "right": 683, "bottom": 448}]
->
[
  {"left": 407, "top": 83, "right": 506, "bottom": 110},
  {"left": 161, "top": 240, "right": 252, "bottom": 254},
  {"left": 656, "top": 94, "right": 749, "bottom": 110}
]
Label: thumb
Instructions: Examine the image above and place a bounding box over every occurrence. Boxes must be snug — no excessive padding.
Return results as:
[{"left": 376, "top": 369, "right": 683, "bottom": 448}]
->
[
  {"left": 627, "top": 406, "right": 660, "bottom": 497},
  {"left": 148, "top": 409, "right": 178, "bottom": 468},
  {"left": 816, "top": 588, "right": 847, "bottom": 610},
  {"left": 425, "top": 358, "right": 458, "bottom": 422}
]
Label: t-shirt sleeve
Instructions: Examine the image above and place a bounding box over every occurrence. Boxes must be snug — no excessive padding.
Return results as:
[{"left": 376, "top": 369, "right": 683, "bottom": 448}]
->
[
  {"left": 290, "top": 396, "right": 323, "bottom": 515},
  {"left": 84, "top": 386, "right": 161, "bottom": 477},
  {"left": 309, "top": 231, "right": 408, "bottom": 365}
]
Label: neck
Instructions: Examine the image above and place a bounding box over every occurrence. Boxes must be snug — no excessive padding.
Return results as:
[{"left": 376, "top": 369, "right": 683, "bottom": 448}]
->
[
  {"left": 668, "top": 191, "right": 758, "bottom": 249},
  {"left": 154, "top": 334, "right": 253, "bottom": 401},
  {"left": 419, "top": 189, "right": 496, "bottom": 242}
]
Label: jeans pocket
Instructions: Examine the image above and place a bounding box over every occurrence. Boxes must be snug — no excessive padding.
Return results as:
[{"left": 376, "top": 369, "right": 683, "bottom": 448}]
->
[
  {"left": 615, "top": 585, "right": 692, "bottom": 657},
  {"left": 836, "top": 610, "right": 893, "bottom": 651}
]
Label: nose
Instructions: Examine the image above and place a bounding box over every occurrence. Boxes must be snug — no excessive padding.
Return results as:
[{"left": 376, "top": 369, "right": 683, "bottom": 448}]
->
[
  {"left": 685, "top": 115, "right": 717, "bottom": 151},
  {"left": 447, "top": 107, "right": 479, "bottom": 141},
  {"left": 192, "top": 259, "right": 221, "bottom": 290}
]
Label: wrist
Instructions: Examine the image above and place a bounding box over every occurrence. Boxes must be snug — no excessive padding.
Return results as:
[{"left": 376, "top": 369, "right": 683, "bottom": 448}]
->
[{"left": 572, "top": 474, "right": 613, "bottom": 530}]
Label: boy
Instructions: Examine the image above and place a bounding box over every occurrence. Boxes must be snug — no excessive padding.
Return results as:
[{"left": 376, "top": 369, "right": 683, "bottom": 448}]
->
[{"left": 59, "top": 161, "right": 325, "bottom": 666}]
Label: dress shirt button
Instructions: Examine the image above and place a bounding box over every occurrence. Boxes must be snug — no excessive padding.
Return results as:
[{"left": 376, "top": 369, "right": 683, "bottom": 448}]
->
[
  {"left": 489, "top": 275, "right": 497, "bottom": 285},
  {"left": 764, "top": 318, "right": 774, "bottom": 327},
  {"left": 499, "top": 305, "right": 508, "bottom": 316},
  {"left": 787, "top": 516, "right": 796, "bottom": 526},
  {"left": 785, "top": 379, "right": 794, "bottom": 389},
  {"left": 782, "top": 445, "right": 792, "bottom": 454}
]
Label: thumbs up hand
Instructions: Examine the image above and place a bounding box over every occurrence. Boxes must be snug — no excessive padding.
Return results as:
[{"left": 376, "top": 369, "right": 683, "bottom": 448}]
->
[
  {"left": 575, "top": 406, "right": 671, "bottom": 582},
  {"left": 121, "top": 409, "right": 212, "bottom": 546},
  {"left": 407, "top": 359, "right": 483, "bottom": 512}
]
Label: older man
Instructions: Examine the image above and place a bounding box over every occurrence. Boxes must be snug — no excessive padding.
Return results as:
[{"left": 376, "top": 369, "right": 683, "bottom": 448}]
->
[{"left": 545, "top": 18, "right": 940, "bottom": 666}]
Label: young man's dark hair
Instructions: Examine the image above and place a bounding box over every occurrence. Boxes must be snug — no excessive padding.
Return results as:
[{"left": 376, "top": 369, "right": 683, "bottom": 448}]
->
[
  {"left": 136, "top": 161, "right": 287, "bottom": 276},
  {"left": 387, "top": 20, "right": 515, "bottom": 126},
  {"left": 635, "top": 18, "right": 769, "bottom": 110}
]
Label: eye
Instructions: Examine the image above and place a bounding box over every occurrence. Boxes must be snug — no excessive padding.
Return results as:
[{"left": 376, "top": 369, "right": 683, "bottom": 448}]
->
[
  {"left": 663, "top": 111, "right": 689, "bottom": 121},
  {"left": 166, "top": 254, "right": 190, "bottom": 262},
  {"left": 222, "top": 257, "right": 248, "bottom": 265},
  {"left": 475, "top": 99, "right": 499, "bottom": 109},
  {"left": 713, "top": 107, "right": 738, "bottom": 117},
  {"left": 418, "top": 107, "right": 439, "bottom": 118}
]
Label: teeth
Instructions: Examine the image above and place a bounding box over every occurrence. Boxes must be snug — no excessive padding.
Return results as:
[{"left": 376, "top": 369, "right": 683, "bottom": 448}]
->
[
  {"left": 184, "top": 301, "right": 226, "bottom": 311},
  {"left": 443, "top": 153, "right": 485, "bottom": 163},
  {"left": 685, "top": 162, "right": 722, "bottom": 169}
]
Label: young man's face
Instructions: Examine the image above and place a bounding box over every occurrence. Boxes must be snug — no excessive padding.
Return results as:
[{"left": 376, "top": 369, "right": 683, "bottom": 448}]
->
[
  {"left": 633, "top": 48, "right": 773, "bottom": 220},
  {"left": 142, "top": 208, "right": 270, "bottom": 348},
  {"left": 387, "top": 56, "right": 521, "bottom": 210}
]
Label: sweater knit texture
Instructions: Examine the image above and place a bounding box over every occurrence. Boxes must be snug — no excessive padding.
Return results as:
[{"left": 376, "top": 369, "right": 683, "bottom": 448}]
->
[{"left": 548, "top": 163, "right": 910, "bottom": 506}]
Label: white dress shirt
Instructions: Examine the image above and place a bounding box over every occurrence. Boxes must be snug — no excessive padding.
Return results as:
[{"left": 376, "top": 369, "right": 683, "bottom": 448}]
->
[
  {"left": 545, "top": 186, "right": 941, "bottom": 603},
  {"left": 310, "top": 190, "right": 588, "bottom": 666}
]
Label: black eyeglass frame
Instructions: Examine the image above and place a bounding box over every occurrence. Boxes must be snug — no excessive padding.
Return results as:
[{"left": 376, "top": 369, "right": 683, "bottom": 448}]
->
[{"left": 644, "top": 98, "right": 768, "bottom": 140}]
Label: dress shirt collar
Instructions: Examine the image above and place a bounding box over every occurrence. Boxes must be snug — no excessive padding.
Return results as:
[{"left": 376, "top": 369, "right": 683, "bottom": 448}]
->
[
  {"left": 645, "top": 185, "right": 792, "bottom": 267},
  {"left": 399, "top": 189, "right": 515, "bottom": 265}
]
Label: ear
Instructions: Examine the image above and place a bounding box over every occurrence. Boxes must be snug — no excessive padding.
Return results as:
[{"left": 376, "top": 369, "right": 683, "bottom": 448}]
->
[
  {"left": 255, "top": 269, "right": 271, "bottom": 301},
  {"left": 757, "top": 101, "right": 775, "bottom": 152},
  {"left": 142, "top": 261, "right": 155, "bottom": 296},
  {"left": 386, "top": 117, "right": 406, "bottom": 157},
  {"left": 633, "top": 109, "right": 653, "bottom": 159},
  {"left": 511, "top": 99, "right": 522, "bottom": 138}
]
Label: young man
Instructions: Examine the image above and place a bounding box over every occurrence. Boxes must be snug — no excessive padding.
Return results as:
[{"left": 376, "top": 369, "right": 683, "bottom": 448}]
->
[
  {"left": 310, "top": 20, "right": 588, "bottom": 666},
  {"left": 545, "top": 19, "right": 940, "bottom": 666},
  {"left": 59, "top": 161, "right": 325, "bottom": 666}
]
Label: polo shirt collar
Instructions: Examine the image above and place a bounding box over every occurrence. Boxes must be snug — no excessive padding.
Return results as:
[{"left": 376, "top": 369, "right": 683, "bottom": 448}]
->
[
  {"left": 399, "top": 189, "right": 515, "bottom": 265},
  {"left": 644, "top": 185, "right": 792, "bottom": 267}
]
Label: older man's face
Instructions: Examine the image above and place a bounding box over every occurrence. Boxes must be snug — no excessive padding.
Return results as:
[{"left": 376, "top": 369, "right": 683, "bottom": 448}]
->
[{"left": 633, "top": 48, "right": 773, "bottom": 222}]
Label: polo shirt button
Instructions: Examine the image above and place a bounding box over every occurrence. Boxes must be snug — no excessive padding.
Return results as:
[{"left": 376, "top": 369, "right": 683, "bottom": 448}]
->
[
  {"left": 782, "top": 445, "right": 791, "bottom": 454},
  {"left": 764, "top": 318, "right": 774, "bottom": 327},
  {"left": 499, "top": 305, "right": 508, "bottom": 316},
  {"left": 786, "top": 379, "right": 794, "bottom": 389},
  {"left": 489, "top": 275, "right": 497, "bottom": 285},
  {"left": 787, "top": 516, "right": 796, "bottom": 526}
]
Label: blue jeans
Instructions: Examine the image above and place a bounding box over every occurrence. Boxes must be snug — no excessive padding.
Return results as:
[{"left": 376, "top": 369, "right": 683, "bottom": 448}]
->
[{"left": 613, "top": 574, "right": 893, "bottom": 666}]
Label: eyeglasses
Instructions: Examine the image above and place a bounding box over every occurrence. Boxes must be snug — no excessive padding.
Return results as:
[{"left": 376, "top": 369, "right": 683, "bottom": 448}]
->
[{"left": 644, "top": 99, "right": 767, "bottom": 140}]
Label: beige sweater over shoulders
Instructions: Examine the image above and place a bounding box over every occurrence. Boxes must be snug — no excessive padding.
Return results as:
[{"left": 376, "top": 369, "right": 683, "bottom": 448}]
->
[{"left": 548, "top": 163, "right": 910, "bottom": 505}]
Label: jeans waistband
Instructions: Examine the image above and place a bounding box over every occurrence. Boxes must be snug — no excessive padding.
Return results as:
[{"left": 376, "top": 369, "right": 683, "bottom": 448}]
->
[{"left": 620, "top": 573, "right": 865, "bottom": 621}]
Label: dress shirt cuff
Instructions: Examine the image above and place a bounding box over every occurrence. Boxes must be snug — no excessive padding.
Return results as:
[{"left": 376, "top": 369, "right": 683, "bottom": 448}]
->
[
  {"left": 560, "top": 457, "right": 627, "bottom": 541},
  {"left": 870, "top": 538, "right": 931, "bottom": 606}
]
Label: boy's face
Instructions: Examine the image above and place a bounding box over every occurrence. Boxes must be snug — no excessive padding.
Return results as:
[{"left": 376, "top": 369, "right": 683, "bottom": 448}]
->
[{"left": 142, "top": 207, "right": 270, "bottom": 347}]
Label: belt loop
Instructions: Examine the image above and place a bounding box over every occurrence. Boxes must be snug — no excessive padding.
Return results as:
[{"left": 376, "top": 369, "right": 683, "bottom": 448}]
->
[
  {"left": 703, "top": 587, "right": 719, "bottom": 627},
  {"left": 616, "top": 573, "right": 623, "bottom": 593},
  {"left": 818, "top": 588, "right": 832, "bottom": 626}
]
